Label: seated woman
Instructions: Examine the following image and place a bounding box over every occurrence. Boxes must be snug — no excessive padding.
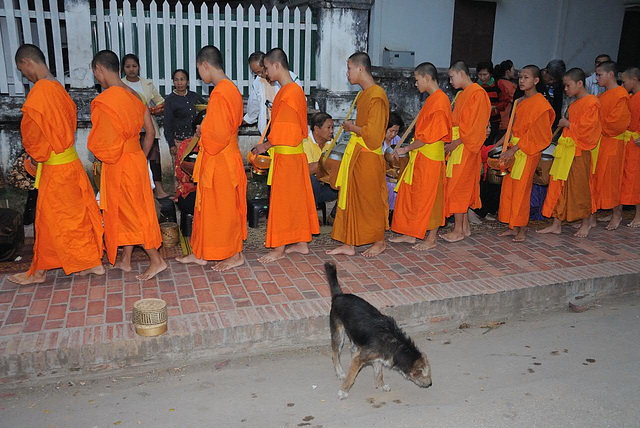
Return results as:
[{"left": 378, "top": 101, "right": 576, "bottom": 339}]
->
[{"left": 163, "top": 69, "right": 205, "bottom": 155}]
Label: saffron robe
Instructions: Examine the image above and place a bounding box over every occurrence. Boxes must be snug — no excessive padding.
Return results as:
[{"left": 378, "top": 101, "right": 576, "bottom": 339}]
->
[
  {"left": 22, "top": 79, "right": 103, "bottom": 275},
  {"left": 331, "top": 85, "right": 390, "bottom": 246},
  {"left": 620, "top": 91, "right": 640, "bottom": 205},
  {"left": 498, "top": 93, "right": 555, "bottom": 228},
  {"left": 392, "top": 89, "right": 451, "bottom": 238},
  {"left": 265, "top": 82, "right": 319, "bottom": 247},
  {"left": 542, "top": 95, "right": 601, "bottom": 221},
  {"left": 88, "top": 86, "right": 161, "bottom": 264},
  {"left": 445, "top": 83, "right": 491, "bottom": 215},
  {"left": 593, "top": 86, "right": 631, "bottom": 210},
  {"left": 191, "top": 79, "right": 246, "bottom": 259}
]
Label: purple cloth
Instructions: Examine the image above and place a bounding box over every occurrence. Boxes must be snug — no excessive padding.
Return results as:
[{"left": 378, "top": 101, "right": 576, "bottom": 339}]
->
[
  {"left": 387, "top": 178, "right": 397, "bottom": 211},
  {"left": 530, "top": 184, "right": 548, "bottom": 220}
]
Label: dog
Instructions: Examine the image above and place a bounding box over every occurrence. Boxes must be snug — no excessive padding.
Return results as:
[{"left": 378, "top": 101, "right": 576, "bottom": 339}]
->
[{"left": 325, "top": 262, "right": 432, "bottom": 399}]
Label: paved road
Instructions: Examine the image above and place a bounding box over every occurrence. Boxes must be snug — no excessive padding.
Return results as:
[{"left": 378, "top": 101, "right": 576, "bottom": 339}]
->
[{"left": 2, "top": 295, "right": 639, "bottom": 427}]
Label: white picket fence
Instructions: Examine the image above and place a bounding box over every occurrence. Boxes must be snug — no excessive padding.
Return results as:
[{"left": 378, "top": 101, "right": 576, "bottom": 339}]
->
[{"left": 0, "top": 0, "right": 318, "bottom": 96}]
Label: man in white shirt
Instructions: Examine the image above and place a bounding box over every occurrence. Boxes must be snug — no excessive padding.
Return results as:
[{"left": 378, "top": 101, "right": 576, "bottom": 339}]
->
[
  {"left": 243, "top": 51, "right": 302, "bottom": 134},
  {"left": 585, "top": 54, "right": 610, "bottom": 96}
]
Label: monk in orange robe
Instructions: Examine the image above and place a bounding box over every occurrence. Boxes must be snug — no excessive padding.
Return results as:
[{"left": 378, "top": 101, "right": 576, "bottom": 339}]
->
[
  {"left": 326, "top": 52, "right": 389, "bottom": 257},
  {"left": 389, "top": 62, "right": 451, "bottom": 250},
  {"left": 497, "top": 65, "right": 554, "bottom": 242},
  {"left": 8, "top": 44, "right": 104, "bottom": 285},
  {"left": 176, "top": 46, "right": 246, "bottom": 271},
  {"left": 89, "top": 50, "right": 166, "bottom": 280},
  {"left": 538, "top": 68, "right": 601, "bottom": 238},
  {"left": 441, "top": 61, "right": 491, "bottom": 243},
  {"left": 620, "top": 67, "right": 640, "bottom": 227},
  {"left": 252, "top": 48, "right": 319, "bottom": 263},
  {"left": 592, "top": 61, "right": 631, "bottom": 231}
]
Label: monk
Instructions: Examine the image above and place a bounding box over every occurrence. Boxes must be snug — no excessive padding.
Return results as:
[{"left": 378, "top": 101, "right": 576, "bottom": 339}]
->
[
  {"left": 538, "top": 68, "right": 601, "bottom": 237},
  {"left": 620, "top": 67, "right": 640, "bottom": 227},
  {"left": 327, "top": 52, "right": 389, "bottom": 257},
  {"left": 176, "top": 46, "right": 246, "bottom": 271},
  {"left": 89, "top": 50, "right": 166, "bottom": 280},
  {"left": 252, "top": 48, "right": 319, "bottom": 263},
  {"left": 8, "top": 44, "right": 104, "bottom": 285},
  {"left": 389, "top": 62, "right": 451, "bottom": 250},
  {"left": 497, "top": 65, "right": 554, "bottom": 242},
  {"left": 592, "top": 60, "right": 631, "bottom": 230},
  {"left": 441, "top": 61, "right": 491, "bottom": 242}
]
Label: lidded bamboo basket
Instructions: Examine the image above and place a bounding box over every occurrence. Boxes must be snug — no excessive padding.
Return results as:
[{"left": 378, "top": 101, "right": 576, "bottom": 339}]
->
[{"left": 132, "top": 298, "right": 168, "bottom": 337}]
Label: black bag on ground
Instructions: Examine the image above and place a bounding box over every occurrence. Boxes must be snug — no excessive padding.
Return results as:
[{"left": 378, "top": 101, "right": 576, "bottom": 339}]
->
[{"left": 0, "top": 208, "right": 24, "bottom": 262}]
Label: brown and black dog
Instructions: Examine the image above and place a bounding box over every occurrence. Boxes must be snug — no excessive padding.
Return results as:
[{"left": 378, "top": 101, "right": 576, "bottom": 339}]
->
[{"left": 325, "top": 262, "right": 432, "bottom": 399}]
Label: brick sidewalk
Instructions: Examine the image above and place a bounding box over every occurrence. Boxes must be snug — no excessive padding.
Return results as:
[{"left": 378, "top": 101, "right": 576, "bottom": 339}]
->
[{"left": 1, "top": 223, "right": 639, "bottom": 382}]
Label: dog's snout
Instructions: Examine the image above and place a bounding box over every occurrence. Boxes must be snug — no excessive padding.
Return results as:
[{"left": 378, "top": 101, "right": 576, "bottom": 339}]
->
[{"left": 426, "top": 380, "right": 432, "bottom": 388}]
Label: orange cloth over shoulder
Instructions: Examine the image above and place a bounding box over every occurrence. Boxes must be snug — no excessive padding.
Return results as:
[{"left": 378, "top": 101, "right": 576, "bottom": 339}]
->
[
  {"left": 498, "top": 93, "right": 554, "bottom": 228},
  {"left": 542, "top": 95, "right": 601, "bottom": 221},
  {"left": 265, "top": 82, "right": 319, "bottom": 248},
  {"left": 191, "top": 79, "right": 246, "bottom": 260},
  {"left": 21, "top": 79, "right": 103, "bottom": 275},
  {"left": 621, "top": 91, "right": 640, "bottom": 205},
  {"left": 331, "top": 85, "right": 389, "bottom": 246},
  {"left": 88, "top": 86, "right": 161, "bottom": 264},
  {"left": 445, "top": 83, "right": 491, "bottom": 216},
  {"left": 593, "top": 86, "right": 631, "bottom": 210},
  {"left": 392, "top": 89, "right": 451, "bottom": 238}
]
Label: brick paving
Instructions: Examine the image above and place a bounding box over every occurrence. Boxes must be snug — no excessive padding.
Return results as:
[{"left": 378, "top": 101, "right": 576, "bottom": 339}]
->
[{"left": 0, "top": 222, "right": 639, "bottom": 379}]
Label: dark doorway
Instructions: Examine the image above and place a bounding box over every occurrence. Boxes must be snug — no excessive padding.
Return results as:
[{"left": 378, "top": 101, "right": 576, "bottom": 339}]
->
[
  {"left": 450, "top": 0, "right": 497, "bottom": 66},
  {"left": 617, "top": 8, "right": 640, "bottom": 71}
]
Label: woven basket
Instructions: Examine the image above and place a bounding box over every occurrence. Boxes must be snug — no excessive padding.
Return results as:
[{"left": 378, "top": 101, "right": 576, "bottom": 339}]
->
[{"left": 132, "top": 298, "right": 168, "bottom": 337}]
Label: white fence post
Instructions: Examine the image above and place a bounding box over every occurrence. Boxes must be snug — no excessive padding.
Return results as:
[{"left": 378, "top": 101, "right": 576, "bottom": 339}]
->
[{"left": 66, "top": 0, "right": 95, "bottom": 89}]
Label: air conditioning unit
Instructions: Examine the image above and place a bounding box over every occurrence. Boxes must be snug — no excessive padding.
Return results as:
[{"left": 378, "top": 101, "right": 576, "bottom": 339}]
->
[{"left": 382, "top": 49, "right": 415, "bottom": 68}]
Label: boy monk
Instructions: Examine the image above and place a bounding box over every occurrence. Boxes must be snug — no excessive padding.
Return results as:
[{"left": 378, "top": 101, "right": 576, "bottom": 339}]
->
[
  {"left": 620, "top": 67, "right": 640, "bottom": 227},
  {"left": 498, "top": 65, "right": 555, "bottom": 242},
  {"left": 89, "top": 50, "right": 166, "bottom": 280},
  {"left": 176, "top": 46, "right": 246, "bottom": 271},
  {"left": 538, "top": 68, "right": 601, "bottom": 237},
  {"left": 327, "top": 52, "right": 390, "bottom": 257},
  {"left": 8, "top": 44, "right": 104, "bottom": 285},
  {"left": 592, "top": 60, "right": 631, "bottom": 230},
  {"left": 389, "top": 62, "right": 451, "bottom": 250},
  {"left": 252, "top": 48, "right": 319, "bottom": 263},
  {"left": 441, "top": 61, "right": 491, "bottom": 242}
]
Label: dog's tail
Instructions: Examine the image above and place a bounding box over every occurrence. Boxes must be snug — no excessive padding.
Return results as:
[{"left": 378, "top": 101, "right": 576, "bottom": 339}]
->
[{"left": 324, "top": 262, "right": 342, "bottom": 297}]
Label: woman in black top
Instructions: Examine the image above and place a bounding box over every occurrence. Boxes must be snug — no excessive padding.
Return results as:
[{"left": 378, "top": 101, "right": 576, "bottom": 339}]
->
[{"left": 163, "top": 69, "right": 205, "bottom": 156}]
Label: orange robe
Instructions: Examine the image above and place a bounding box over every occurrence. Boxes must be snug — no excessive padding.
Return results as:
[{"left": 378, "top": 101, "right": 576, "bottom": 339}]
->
[
  {"left": 191, "top": 80, "right": 246, "bottom": 259},
  {"left": 542, "top": 95, "right": 601, "bottom": 221},
  {"left": 88, "top": 86, "right": 162, "bottom": 264},
  {"left": 21, "top": 79, "right": 103, "bottom": 275},
  {"left": 593, "top": 86, "right": 631, "bottom": 210},
  {"left": 265, "top": 82, "right": 319, "bottom": 247},
  {"left": 445, "top": 83, "right": 491, "bottom": 215},
  {"left": 391, "top": 89, "right": 451, "bottom": 238},
  {"left": 498, "top": 93, "right": 554, "bottom": 228},
  {"left": 620, "top": 91, "right": 640, "bottom": 205},
  {"left": 331, "top": 85, "right": 390, "bottom": 245}
]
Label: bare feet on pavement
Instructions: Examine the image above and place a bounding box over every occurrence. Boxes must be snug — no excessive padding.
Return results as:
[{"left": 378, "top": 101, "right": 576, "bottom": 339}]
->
[
  {"left": 137, "top": 259, "right": 168, "bottom": 281},
  {"left": 513, "top": 227, "right": 528, "bottom": 242},
  {"left": 606, "top": 212, "right": 623, "bottom": 231},
  {"left": 113, "top": 261, "right": 132, "bottom": 272},
  {"left": 440, "top": 229, "right": 465, "bottom": 243},
  {"left": 7, "top": 270, "right": 46, "bottom": 285},
  {"left": 537, "top": 219, "right": 561, "bottom": 235},
  {"left": 413, "top": 240, "right": 437, "bottom": 251},
  {"left": 389, "top": 235, "right": 417, "bottom": 244},
  {"left": 258, "top": 247, "right": 286, "bottom": 264},
  {"left": 362, "top": 240, "right": 386, "bottom": 258},
  {"left": 574, "top": 218, "right": 593, "bottom": 237},
  {"left": 498, "top": 229, "right": 517, "bottom": 237},
  {"left": 76, "top": 265, "right": 106, "bottom": 276},
  {"left": 326, "top": 245, "right": 356, "bottom": 256},
  {"left": 176, "top": 254, "right": 207, "bottom": 266},
  {"left": 212, "top": 253, "right": 245, "bottom": 271},
  {"left": 285, "top": 242, "right": 310, "bottom": 254}
]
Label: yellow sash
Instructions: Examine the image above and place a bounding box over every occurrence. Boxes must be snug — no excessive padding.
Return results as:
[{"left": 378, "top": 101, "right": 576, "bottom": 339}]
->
[
  {"left": 508, "top": 137, "right": 528, "bottom": 180},
  {"left": 335, "top": 133, "right": 383, "bottom": 210},
  {"left": 613, "top": 131, "right": 631, "bottom": 142},
  {"left": 394, "top": 140, "right": 445, "bottom": 191},
  {"left": 34, "top": 146, "right": 79, "bottom": 189},
  {"left": 590, "top": 136, "right": 602, "bottom": 174},
  {"left": 549, "top": 135, "right": 576, "bottom": 182},
  {"left": 267, "top": 143, "right": 305, "bottom": 185},
  {"left": 445, "top": 126, "right": 462, "bottom": 178},
  {"left": 629, "top": 130, "right": 640, "bottom": 142}
]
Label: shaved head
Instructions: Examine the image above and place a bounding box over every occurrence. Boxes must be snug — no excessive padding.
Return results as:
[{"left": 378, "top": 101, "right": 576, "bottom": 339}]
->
[
  {"left": 449, "top": 60, "right": 469, "bottom": 75},
  {"left": 348, "top": 52, "right": 372, "bottom": 74},
  {"left": 197, "top": 45, "right": 223, "bottom": 69},
  {"left": 415, "top": 62, "right": 438, "bottom": 83},
  {"left": 522, "top": 64, "right": 542, "bottom": 79},
  {"left": 565, "top": 67, "right": 586, "bottom": 86},
  {"left": 595, "top": 60, "right": 617, "bottom": 74},
  {"left": 15, "top": 44, "right": 46, "bottom": 64},
  {"left": 91, "top": 50, "right": 119, "bottom": 72},
  {"left": 265, "top": 48, "right": 289, "bottom": 69},
  {"left": 623, "top": 67, "right": 640, "bottom": 80}
]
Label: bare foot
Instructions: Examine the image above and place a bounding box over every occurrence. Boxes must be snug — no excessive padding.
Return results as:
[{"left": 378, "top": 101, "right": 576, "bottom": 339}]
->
[
  {"left": 113, "top": 261, "right": 132, "bottom": 272},
  {"left": 606, "top": 213, "right": 622, "bottom": 231},
  {"left": 176, "top": 254, "right": 207, "bottom": 266},
  {"left": 413, "top": 240, "right": 436, "bottom": 251},
  {"left": 627, "top": 218, "right": 640, "bottom": 228},
  {"left": 463, "top": 214, "right": 472, "bottom": 237},
  {"left": 513, "top": 228, "right": 527, "bottom": 242},
  {"left": 498, "top": 229, "right": 517, "bottom": 237},
  {"left": 537, "top": 219, "right": 561, "bottom": 235},
  {"left": 136, "top": 259, "right": 168, "bottom": 281},
  {"left": 597, "top": 213, "right": 612, "bottom": 222},
  {"left": 362, "top": 240, "right": 386, "bottom": 258},
  {"left": 258, "top": 247, "right": 286, "bottom": 264},
  {"left": 285, "top": 242, "right": 310, "bottom": 254},
  {"left": 326, "top": 245, "right": 356, "bottom": 256},
  {"left": 7, "top": 271, "right": 46, "bottom": 285},
  {"left": 389, "top": 235, "right": 417, "bottom": 244},
  {"left": 574, "top": 219, "right": 593, "bottom": 238},
  {"left": 212, "top": 253, "right": 245, "bottom": 272},
  {"left": 440, "top": 230, "right": 465, "bottom": 243},
  {"left": 76, "top": 264, "right": 106, "bottom": 276}
]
